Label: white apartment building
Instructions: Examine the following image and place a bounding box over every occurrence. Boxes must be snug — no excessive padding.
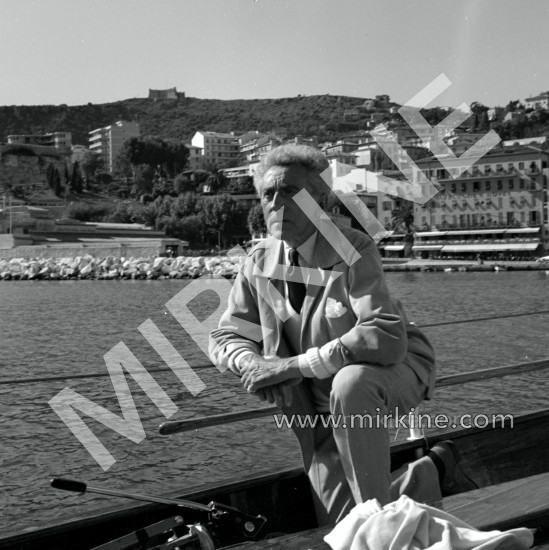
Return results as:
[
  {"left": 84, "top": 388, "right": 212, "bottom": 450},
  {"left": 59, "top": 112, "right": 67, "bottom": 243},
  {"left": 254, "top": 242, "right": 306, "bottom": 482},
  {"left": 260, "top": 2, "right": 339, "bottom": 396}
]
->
[
  {"left": 191, "top": 131, "right": 240, "bottom": 169},
  {"left": 524, "top": 92, "right": 549, "bottom": 111},
  {"left": 88, "top": 120, "right": 140, "bottom": 173}
]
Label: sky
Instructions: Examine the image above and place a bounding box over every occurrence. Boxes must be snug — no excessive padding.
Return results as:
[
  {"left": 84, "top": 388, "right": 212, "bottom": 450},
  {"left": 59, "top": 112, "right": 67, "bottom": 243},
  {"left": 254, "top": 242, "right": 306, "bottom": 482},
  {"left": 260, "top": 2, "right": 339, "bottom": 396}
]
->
[{"left": 0, "top": 0, "right": 548, "bottom": 108}]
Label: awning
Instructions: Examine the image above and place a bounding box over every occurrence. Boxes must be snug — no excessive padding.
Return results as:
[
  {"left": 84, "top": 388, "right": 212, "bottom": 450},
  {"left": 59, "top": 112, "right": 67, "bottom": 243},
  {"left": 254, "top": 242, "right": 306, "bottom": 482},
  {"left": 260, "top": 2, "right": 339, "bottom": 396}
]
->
[
  {"left": 442, "top": 243, "right": 540, "bottom": 252},
  {"left": 504, "top": 227, "right": 540, "bottom": 234},
  {"left": 412, "top": 245, "right": 444, "bottom": 251},
  {"left": 446, "top": 229, "right": 507, "bottom": 235},
  {"left": 385, "top": 245, "right": 405, "bottom": 251},
  {"left": 415, "top": 231, "right": 448, "bottom": 237}
]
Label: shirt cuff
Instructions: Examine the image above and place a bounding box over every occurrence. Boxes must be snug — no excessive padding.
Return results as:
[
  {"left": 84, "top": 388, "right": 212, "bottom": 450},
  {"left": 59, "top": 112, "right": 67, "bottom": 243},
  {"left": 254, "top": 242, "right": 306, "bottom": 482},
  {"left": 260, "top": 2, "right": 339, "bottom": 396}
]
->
[
  {"left": 304, "top": 347, "right": 334, "bottom": 379},
  {"left": 231, "top": 351, "right": 255, "bottom": 374}
]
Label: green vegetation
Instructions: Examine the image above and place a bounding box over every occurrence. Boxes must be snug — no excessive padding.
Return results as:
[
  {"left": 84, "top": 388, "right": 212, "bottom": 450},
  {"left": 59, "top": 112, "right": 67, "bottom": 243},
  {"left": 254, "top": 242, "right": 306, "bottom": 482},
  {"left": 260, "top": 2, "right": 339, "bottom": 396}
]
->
[
  {"left": 2, "top": 94, "right": 548, "bottom": 149},
  {"left": 64, "top": 192, "right": 249, "bottom": 248}
]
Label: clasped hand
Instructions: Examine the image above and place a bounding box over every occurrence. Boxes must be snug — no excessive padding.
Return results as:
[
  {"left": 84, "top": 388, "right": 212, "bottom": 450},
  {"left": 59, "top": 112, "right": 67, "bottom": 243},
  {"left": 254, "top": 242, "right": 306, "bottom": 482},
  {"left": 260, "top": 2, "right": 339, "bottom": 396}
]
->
[{"left": 240, "top": 354, "right": 303, "bottom": 407}]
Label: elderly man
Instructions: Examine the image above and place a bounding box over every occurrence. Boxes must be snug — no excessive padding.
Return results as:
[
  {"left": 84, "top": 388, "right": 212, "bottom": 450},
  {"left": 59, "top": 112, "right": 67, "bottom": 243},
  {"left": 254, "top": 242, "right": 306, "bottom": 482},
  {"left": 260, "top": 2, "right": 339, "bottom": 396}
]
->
[{"left": 210, "top": 144, "right": 473, "bottom": 525}]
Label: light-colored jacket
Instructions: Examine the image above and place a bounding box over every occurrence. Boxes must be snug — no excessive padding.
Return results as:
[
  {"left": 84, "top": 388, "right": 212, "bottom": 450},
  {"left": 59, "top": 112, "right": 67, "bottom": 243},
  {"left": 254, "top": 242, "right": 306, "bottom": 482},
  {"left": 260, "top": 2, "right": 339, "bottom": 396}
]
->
[{"left": 209, "top": 226, "right": 436, "bottom": 397}]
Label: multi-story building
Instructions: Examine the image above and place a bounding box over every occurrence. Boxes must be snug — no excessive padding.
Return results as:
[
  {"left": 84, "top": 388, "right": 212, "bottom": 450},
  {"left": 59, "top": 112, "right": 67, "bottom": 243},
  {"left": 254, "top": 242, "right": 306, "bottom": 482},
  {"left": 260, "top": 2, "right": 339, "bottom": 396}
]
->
[
  {"left": 191, "top": 131, "right": 240, "bottom": 169},
  {"left": 185, "top": 145, "right": 203, "bottom": 170},
  {"left": 88, "top": 120, "right": 140, "bottom": 173},
  {"left": 410, "top": 145, "right": 549, "bottom": 259},
  {"left": 7, "top": 132, "right": 72, "bottom": 149},
  {"left": 221, "top": 163, "right": 260, "bottom": 187},
  {"left": 525, "top": 92, "right": 549, "bottom": 111},
  {"left": 240, "top": 134, "right": 282, "bottom": 164},
  {"left": 322, "top": 140, "right": 359, "bottom": 167}
]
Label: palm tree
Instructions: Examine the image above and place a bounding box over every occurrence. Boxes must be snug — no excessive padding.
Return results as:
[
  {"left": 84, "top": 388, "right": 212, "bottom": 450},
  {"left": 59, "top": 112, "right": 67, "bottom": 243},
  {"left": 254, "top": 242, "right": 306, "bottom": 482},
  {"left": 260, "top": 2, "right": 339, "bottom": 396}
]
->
[{"left": 391, "top": 200, "right": 416, "bottom": 257}]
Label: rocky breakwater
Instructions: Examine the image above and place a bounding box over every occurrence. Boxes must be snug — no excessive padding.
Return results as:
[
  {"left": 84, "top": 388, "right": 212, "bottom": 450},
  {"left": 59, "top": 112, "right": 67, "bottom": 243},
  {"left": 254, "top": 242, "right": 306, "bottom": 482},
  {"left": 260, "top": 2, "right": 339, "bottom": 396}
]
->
[{"left": 0, "top": 254, "right": 246, "bottom": 281}]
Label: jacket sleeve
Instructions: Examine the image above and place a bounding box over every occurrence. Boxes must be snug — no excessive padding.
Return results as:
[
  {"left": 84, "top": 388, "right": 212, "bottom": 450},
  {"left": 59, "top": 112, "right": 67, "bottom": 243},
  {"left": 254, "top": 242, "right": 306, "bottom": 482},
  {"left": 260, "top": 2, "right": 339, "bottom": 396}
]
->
[
  {"left": 312, "top": 233, "right": 408, "bottom": 376},
  {"left": 208, "top": 256, "right": 263, "bottom": 374}
]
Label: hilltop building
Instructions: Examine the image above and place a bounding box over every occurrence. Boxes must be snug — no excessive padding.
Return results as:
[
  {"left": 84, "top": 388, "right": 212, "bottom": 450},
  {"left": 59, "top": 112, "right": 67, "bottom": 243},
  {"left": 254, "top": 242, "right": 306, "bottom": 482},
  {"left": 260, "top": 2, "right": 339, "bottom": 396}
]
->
[
  {"left": 89, "top": 120, "right": 140, "bottom": 173},
  {"left": 148, "top": 87, "right": 184, "bottom": 100},
  {"left": 7, "top": 132, "right": 72, "bottom": 149}
]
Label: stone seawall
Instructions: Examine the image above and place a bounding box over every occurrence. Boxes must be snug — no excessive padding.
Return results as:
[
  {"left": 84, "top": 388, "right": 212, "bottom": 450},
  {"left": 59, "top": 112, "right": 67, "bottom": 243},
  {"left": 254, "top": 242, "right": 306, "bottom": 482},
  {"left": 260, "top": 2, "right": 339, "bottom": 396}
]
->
[{"left": 0, "top": 254, "right": 245, "bottom": 280}]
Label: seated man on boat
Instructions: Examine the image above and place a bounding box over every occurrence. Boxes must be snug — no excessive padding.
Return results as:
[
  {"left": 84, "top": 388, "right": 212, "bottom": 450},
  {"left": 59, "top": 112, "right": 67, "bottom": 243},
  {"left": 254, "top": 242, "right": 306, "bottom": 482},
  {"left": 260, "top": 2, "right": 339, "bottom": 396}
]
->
[{"left": 209, "top": 144, "right": 473, "bottom": 525}]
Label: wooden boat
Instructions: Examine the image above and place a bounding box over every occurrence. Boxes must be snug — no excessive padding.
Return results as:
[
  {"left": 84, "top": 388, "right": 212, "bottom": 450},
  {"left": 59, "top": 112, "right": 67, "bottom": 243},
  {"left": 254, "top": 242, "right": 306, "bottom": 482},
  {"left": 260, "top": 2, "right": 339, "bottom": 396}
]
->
[{"left": 2, "top": 357, "right": 549, "bottom": 550}]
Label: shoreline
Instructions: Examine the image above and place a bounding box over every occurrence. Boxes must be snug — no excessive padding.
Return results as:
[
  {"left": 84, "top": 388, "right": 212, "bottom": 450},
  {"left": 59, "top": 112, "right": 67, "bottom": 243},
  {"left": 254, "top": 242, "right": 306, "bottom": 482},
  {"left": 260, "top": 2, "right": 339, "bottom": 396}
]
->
[{"left": 1, "top": 254, "right": 548, "bottom": 280}]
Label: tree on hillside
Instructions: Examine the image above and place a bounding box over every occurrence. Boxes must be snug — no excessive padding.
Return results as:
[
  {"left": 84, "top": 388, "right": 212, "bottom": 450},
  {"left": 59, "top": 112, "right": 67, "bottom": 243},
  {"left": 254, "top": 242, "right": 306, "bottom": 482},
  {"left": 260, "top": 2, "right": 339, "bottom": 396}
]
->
[
  {"left": 134, "top": 164, "right": 155, "bottom": 195},
  {"left": 200, "top": 194, "right": 237, "bottom": 246},
  {"left": 118, "top": 135, "right": 189, "bottom": 179},
  {"left": 174, "top": 173, "right": 197, "bottom": 194},
  {"left": 228, "top": 176, "right": 256, "bottom": 195},
  {"left": 46, "top": 164, "right": 64, "bottom": 197},
  {"left": 247, "top": 203, "right": 266, "bottom": 236},
  {"left": 171, "top": 192, "right": 198, "bottom": 218},
  {"left": 505, "top": 100, "right": 524, "bottom": 112},
  {"left": 391, "top": 200, "right": 416, "bottom": 257},
  {"left": 70, "top": 162, "right": 84, "bottom": 193},
  {"left": 157, "top": 214, "right": 203, "bottom": 246},
  {"left": 80, "top": 152, "right": 105, "bottom": 187}
]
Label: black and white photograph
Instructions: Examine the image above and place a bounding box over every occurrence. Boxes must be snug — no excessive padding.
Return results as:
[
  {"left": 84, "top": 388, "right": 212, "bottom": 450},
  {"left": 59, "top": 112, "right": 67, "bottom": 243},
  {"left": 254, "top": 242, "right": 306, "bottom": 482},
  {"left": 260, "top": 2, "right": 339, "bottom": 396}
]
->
[{"left": 1, "top": 1, "right": 549, "bottom": 548}]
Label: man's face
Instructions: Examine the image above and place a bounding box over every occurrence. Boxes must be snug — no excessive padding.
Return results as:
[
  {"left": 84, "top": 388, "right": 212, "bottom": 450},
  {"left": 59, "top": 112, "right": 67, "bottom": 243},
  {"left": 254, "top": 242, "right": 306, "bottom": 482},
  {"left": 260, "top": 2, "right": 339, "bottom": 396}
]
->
[{"left": 258, "top": 164, "right": 324, "bottom": 247}]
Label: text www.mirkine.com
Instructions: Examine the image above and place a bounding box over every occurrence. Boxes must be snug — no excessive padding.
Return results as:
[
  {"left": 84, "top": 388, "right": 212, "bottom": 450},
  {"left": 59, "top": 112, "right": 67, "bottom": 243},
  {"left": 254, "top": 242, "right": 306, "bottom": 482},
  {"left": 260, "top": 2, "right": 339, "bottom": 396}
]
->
[{"left": 272, "top": 408, "right": 514, "bottom": 431}]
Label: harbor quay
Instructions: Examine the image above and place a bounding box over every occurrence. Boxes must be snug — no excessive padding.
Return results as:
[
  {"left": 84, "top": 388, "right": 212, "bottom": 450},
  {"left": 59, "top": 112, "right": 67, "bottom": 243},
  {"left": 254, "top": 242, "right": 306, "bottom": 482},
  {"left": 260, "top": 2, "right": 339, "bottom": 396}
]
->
[{"left": 0, "top": 252, "right": 546, "bottom": 281}]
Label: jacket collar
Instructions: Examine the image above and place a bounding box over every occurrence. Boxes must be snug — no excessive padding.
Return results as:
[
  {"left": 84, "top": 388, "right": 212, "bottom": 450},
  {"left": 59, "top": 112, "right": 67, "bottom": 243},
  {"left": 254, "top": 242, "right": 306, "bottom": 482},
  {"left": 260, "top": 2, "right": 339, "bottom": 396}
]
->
[{"left": 253, "top": 229, "right": 347, "bottom": 280}]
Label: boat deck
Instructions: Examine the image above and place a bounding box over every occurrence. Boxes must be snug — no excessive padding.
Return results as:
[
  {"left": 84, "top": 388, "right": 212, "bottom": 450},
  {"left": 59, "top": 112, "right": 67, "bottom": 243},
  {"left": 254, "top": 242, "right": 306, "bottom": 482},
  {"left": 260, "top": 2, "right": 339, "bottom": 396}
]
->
[{"left": 228, "top": 472, "right": 549, "bottom": 549}]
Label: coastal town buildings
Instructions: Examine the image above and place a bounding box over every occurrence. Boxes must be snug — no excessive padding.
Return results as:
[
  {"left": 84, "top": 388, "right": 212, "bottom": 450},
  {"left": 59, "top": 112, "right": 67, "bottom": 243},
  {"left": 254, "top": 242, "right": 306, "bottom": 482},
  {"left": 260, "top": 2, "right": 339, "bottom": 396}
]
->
[
  {"left": 0, "top": 142, "right": 70, "bottom": 208},
  {"left": 89, "top": 120, "right": 140, "bottom": 173},
  {"left": 0, "top": 207, "right": 185, "bottom": 257},
  {"left": 410, "top": 145, "right": 549, "bottom": 259},
  {"left": 185, "top": 144, "right": 204, "bottom": 170},
  {"left": 7, "top": 132, "right": 72, "bottom": 149},
  {"left": 524, "top": 92, "right": 549, "bottom": 111},
  {"left": 191, "top": 131, "right": 240, "bottom": 169}
]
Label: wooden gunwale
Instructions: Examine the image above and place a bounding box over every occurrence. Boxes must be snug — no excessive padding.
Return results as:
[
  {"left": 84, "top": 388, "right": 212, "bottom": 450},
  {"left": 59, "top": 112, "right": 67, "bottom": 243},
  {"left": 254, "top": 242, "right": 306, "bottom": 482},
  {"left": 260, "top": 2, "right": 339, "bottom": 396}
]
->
[{"left": 159, "top": 358, "right": 549, "bottom": 434}]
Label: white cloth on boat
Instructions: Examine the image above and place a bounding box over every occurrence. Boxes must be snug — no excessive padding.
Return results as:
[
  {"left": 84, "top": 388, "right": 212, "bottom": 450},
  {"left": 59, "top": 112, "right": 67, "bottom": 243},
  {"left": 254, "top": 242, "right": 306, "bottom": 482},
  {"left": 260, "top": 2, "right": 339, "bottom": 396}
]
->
[{"left": 324, "top": 495, "right": 533, "bottom": 550}]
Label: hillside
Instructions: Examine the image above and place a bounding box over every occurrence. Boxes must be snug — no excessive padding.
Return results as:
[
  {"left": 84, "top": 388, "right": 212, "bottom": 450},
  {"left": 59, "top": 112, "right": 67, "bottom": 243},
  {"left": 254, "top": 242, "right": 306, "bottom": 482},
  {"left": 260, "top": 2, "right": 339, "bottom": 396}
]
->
[
  {"left": 1, "top": 95, "right": 549, "bottom": 146},
  {"left": 0, "top": 95, "right": 377, "bottom": 145}
]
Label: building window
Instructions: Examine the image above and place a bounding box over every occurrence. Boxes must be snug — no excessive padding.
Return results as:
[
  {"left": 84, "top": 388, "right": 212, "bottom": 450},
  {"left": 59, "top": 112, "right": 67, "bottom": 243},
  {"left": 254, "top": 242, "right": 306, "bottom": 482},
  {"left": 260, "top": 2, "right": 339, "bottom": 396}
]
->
[
  {"left": 484, "top": 165, "right": 491, "bottom": 174},
  {"left": 473, "top": 181, "right": 480, "bottom": 192},
  {"left": 461, "top": 182, "right": 467, "bottom": 192},
  {"left": 518, "top": 162, "right": 524, "bottom": 169},
  {"left": 383, "top": 201, "right": 392, "bottom": 211},
  {"left": 519, "top": 178, "right": 525, "bottom": 189},
  {"left": 508, "top": 179, "right": 514, "bottom": 190},
  {"left": 530, "top": 177, "right": 536, "bottom": 189},
  {"left": 485, "top": 181, "right": 491, "bottom": 191},
  {"left": 451, "top": 183, "right": 457, "bottom": 193},
  {"left": 497, "top": 180, "right": 503, "bottom": 190}
]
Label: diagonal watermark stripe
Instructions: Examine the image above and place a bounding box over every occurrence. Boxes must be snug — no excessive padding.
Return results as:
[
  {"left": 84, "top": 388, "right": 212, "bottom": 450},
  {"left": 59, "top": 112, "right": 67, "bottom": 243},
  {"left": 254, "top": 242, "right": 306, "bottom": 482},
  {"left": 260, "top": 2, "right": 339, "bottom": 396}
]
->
[
  {"left": 138, "top": 319, "right": 207, "bottom": 396},
  {"left": 292, "top": 188, "right": 362, "bottom": 266}
]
